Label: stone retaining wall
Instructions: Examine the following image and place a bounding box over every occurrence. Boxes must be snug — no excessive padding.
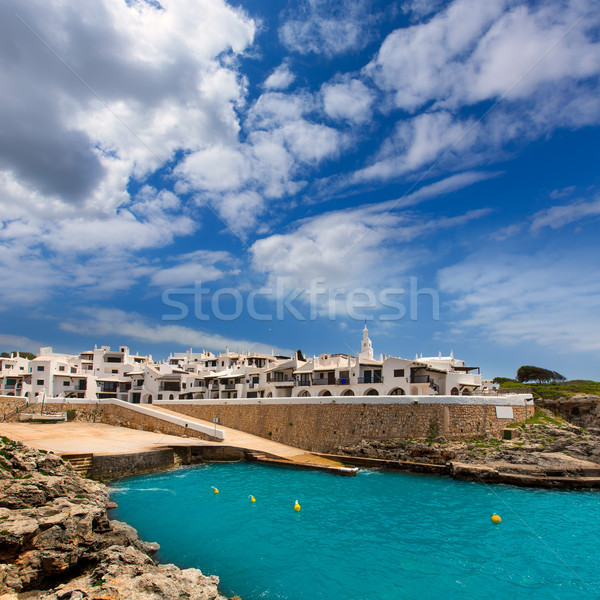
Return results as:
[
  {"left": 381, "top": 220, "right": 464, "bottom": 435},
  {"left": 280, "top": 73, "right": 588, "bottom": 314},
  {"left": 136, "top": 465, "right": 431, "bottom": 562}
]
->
[
  {"left": 42, "top": 402, "right": 217, "bottom": 442},
  {"left": 0, "top": 396, "right": 28, "bottom": 422},
  {"left": 0, "top": 395, "right": 533, "bottom": 454},
  {"left": 90, "top": 449, "right": 176, "bottom": 481},
  {"left": 162, "top": 400, "right": 532, "bottom": 452}
]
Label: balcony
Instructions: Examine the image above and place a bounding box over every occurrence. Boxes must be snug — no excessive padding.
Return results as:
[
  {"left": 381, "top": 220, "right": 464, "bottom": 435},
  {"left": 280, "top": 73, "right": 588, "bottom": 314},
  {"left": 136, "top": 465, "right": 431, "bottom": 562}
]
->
[
  {"left": 410, "top": 375, "right": 440, "bottom": 393},
  {"left": 223, "top": 383, "right": 237, "bottom": 390},
  {"left": 270, "top": 375, "right": 294, "bottom": 383},
  {"left": 313, "top": 379, "right": 336, "bottom": 386},
  {"left": 297, "top": 381, "right": 311, "bottom": 386},
  {"left": 159, "top": 384, "right": 181, "bottom": 392},
  {"left": 357, "top": 377, "right": 382, "bottom": 384}
]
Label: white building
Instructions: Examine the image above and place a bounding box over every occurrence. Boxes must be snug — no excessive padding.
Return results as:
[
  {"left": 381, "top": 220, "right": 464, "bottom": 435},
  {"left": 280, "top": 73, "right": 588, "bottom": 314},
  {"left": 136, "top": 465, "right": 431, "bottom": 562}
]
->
[
  {"left": 0, "top": 353, "right": 30, "bottom": 397},
  {"left": 2, "top": 327, "right": 483, "bottom": 403}
]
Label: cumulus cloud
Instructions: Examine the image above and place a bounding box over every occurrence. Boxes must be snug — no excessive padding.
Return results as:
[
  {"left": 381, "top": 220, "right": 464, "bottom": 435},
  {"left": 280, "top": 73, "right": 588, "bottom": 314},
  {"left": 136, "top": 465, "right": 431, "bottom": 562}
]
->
[
  {"left": 322, "top": 79, "right": 375, "bottom": 124},
  {"left": 279, "top": 0, "right": 382, "bottom": 57},
  {"left": 250, "top": 187, "right": 491, "bottom": 313},
  {"left": 366, "top": 0, "right": 600, "bottom": 111},
  {"left": 352, "top": 0, "right": 600, "bottom": 186},
  {"left": 0, "top": 0, "right": 257, "bottom": 305},
  {"left": 264, "top": 63, "right": 296, "bottom": 90},
  {"left": 176, "top": 90, "right": 345, "bottom": 233}
]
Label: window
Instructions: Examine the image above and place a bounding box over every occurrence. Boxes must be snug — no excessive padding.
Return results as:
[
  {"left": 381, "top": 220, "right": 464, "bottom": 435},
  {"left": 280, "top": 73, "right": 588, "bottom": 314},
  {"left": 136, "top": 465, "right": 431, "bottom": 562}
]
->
[
  {"left": 36, "top": 379, "right": 44, "bottom": 385},
  {"left": 394, "top": 369, "right": 405, "bottom": 378},
  {"left": 63, "top": 381, "right": 69, "bottom": 386},
  {"left": 71, "top": 367, "right": 76, "bottom": 374},
  {"left": 58, "top": 366, "right": 65, "bottom": 372},
  {"left": 112, "top": 369, "right": 118, "bottom": 374},
  {"left": 37, "top": 366, "right": 44, "bottom": 372},
  {"left": 157, "top": 394, "right": 163, "bottom": 400}
]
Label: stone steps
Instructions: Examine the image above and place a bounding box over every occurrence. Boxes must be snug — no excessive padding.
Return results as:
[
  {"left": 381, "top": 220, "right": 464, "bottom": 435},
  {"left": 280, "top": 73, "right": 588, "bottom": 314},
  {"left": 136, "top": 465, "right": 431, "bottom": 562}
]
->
[{"left": 63, "top": 453, "right": 93, "bottom": 477}]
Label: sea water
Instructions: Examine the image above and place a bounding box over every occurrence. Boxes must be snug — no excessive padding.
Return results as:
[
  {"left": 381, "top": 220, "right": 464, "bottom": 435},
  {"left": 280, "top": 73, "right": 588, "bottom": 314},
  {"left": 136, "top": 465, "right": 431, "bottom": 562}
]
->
[{"left": 110, "top": 463, "right": 600, "bottom": 600}]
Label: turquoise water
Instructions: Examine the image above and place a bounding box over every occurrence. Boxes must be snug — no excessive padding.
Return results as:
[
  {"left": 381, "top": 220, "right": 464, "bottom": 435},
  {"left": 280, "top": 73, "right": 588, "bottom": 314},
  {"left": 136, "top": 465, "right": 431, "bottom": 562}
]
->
[{"left": 110, "top": 464, "right": 600, "bottom": 600}]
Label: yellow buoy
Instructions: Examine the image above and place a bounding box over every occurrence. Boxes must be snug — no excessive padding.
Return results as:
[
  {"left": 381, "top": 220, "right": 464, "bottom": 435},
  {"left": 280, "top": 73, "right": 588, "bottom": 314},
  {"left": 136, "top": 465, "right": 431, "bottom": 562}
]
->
[
  {"left": 212, "top": 486, "right": 219, "bottom": 495},
  {"left": 249, "top": 495, "right": 256, "bottom": 503},
  {"left": 294, "top": 500, "right": 301, "bottom": 512},
  {"left": 491, "top": 513, "right": 502, "bottom": 524}
]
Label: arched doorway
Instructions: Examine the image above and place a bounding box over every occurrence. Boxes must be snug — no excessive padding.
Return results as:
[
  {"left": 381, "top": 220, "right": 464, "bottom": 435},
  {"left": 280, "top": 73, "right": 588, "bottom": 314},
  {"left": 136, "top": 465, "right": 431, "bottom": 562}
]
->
[
  {"left": 451, "top": 387, "right": 459, "bottom": 396},
  {"left": 342, "top": 389, "right": 355, "bottom": 396},
  {"left": 389, "top": 388, "right": 405, "bottom": 395},
  {"left": 298, "top": 390, "right": 310, "bottom": 397},
  {"left": 319, "top": 390, "right": 332, "bottom": 397},
  {"left": 365, "top": 388, "right": 379, "bottom": 396}
]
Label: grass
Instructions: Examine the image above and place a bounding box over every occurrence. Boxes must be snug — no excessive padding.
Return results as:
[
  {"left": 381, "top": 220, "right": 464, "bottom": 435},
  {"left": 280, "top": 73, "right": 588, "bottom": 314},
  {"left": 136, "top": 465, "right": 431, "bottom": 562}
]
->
[
  {"left": 507, "top": 408, "right": 565, "bottom": 429},
  {"left": 500, "top": 379, "right": 600, "bottom": 399}
]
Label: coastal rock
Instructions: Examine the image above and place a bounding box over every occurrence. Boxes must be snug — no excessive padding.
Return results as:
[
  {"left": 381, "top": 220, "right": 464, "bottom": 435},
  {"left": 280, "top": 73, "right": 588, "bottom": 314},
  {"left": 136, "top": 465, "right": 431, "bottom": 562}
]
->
[
  {"left": 0, "top": 437, "right": 225, "bottom": 599},
  {"left": 337, "top": 418, "right": 600, "bottom": 489}
]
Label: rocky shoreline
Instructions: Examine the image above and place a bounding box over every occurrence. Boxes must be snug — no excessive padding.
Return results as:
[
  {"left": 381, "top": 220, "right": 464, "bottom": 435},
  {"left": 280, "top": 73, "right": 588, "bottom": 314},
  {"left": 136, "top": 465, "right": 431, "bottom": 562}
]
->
[
  {"left": 336, "top": 415, "right": 600, "bottom": 489},
  {"left": 0, "top": 436, "right": 225, "bottom": 600}
]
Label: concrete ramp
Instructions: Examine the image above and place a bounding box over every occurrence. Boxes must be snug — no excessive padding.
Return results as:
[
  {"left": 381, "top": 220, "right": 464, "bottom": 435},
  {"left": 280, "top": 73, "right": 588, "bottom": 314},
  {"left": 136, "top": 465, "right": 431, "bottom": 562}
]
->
[{"left": 140, "top": 404, "right": 354, "bottom": 475}]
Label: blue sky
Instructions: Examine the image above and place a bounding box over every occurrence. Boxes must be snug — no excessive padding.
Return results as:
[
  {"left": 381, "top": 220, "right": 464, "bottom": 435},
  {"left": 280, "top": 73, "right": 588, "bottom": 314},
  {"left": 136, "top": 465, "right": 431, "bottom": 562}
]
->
[{"left": 0, "top": 0, "right": 599, "bottom": 379}]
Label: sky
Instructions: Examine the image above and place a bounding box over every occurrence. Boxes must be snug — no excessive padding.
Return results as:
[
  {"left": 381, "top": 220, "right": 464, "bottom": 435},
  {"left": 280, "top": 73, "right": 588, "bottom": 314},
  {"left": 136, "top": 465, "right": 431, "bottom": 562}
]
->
[{"left": 0, "top": 0, "right": 599, "bottom": 380}]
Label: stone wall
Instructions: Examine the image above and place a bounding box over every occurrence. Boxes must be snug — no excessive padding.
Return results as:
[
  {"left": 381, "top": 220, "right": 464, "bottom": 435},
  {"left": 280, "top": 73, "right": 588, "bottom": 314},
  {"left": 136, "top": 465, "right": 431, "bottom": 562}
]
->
[
  {"left": 0, "top": 396, "right": 28, "bottom": 422},
  {"left": 162, "top": 400, "right": 532, "bottom": 453},
  {"left": 90, "top": 449, "right": 176, "bottom": 481},
  {"left": 0, "top": 396, "right": 533, "bottom": 454},
  {"left": 45, "top": 403, "right": 217, "bottom": 442}
]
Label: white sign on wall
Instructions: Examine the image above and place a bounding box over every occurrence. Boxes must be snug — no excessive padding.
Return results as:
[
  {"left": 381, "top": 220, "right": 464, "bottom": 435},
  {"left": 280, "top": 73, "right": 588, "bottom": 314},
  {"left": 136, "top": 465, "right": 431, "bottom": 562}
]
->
[{"left": 495, "top": 406, "right": 514, "bottom": 419}]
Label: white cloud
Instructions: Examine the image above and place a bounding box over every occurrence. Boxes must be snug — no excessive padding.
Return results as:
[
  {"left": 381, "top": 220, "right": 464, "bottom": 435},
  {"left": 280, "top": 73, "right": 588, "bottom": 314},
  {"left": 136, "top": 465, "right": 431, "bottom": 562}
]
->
[
  {"left": 350, "top": 0, "right": 600, "bottom": 187},
  {"left": 250, "top": 194, "right": 490, "bottom": 309},
  {"left": 177, "top": 90, "right": 344, "bottom": 233},
  {"left": 279, "top": 0, "right": 380, "bottom": 57},
  {"left": 150, "top": 250, "right": 238, "bottom": 288},
  {"left": 0, "top": 0, "right": 257, "bottom": 303},
  {"left": 366, "top": 0, "right": 600, "bottom": 111},
  {"left": 264, "top": 63, "right": 296, "bottom": 90},
  {"left": 0, "top": 334, "right": 45, "bottom": 354},
  {"left": 439, "top": 250, "right": 600, "bottom": 352},
  {"left": 60, "top": 308, "right": 291, "bottom": 356},
  {"left": 354, "top": 111, "right": 477, "bottom": 183},
  {"left": 530, "top": 197, "right": 600, "bottom": 233},
  {"left": 490, "top": 195, "right": 600, "bottom": 240},
  {"left": 322, "top": 80, "right": 375, "bottom": 124}
]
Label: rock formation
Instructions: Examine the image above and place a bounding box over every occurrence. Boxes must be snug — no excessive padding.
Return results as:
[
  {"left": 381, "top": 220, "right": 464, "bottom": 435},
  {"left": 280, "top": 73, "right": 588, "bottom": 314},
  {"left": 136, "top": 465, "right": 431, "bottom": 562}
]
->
[
  {"left": 337, "top": 417, "right": 600, "bottom": 488},
  {"left": 0, "top": 436, "right": 224, "bottom": 599}
]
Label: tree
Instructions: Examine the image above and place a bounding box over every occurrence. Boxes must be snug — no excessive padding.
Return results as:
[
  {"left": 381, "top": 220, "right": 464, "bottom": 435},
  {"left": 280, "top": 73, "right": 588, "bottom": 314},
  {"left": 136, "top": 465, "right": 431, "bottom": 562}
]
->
[
  {"left": 516, "top": 366, "right": 566, "bottom": 383},
  {"left": 492, "top": 377, "right": 514, "bottom": 385},
  {"left": 296, "top": 349, "right": 305, "bottom": 362},
  {"left": 1, "top": 351, "right": 36, "bottom": 360}
]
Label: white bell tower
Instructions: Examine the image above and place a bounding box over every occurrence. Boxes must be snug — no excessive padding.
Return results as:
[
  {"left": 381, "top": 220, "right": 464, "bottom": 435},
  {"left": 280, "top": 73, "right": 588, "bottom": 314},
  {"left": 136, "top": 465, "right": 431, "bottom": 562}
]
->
[{"left": 359, "top": 322, "right": 374, "bottom": 359}]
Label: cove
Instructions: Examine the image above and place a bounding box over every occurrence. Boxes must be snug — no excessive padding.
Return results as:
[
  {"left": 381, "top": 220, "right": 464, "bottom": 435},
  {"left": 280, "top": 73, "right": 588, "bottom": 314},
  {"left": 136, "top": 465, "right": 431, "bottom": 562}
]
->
[{"left": 110, "top": 463, "right": 600, "bottom": 600}]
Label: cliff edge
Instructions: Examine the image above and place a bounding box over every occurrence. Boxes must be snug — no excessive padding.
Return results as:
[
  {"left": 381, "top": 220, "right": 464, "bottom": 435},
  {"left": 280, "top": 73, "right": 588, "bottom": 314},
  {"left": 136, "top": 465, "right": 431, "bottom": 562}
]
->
[{"left": 0, "top": 436, "right": 224, "bottom": 600}]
